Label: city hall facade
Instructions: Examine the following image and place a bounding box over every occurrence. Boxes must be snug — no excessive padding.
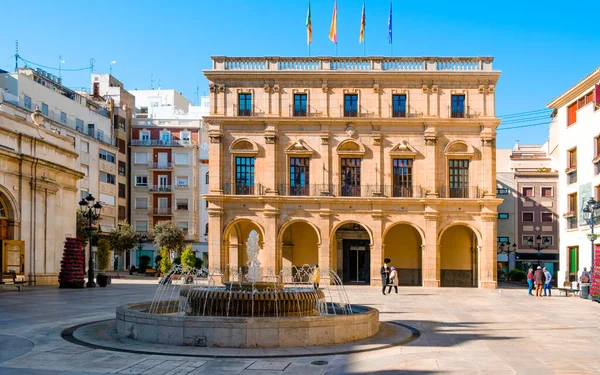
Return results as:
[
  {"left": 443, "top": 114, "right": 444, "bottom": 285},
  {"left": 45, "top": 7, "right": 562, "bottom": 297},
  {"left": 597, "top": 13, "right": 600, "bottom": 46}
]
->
[{"left": 203, "top": 56, "right": 501, "bottom": 288}]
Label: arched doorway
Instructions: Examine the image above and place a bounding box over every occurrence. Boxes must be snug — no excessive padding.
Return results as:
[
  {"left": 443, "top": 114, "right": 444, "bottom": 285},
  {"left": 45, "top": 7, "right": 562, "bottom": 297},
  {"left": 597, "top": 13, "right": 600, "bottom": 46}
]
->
[
  {"left": 223, "top": 219, "right": 264, "bottom": 273},
  {"left": 333, "top": 222, "right": 371, "bottom": 284},
  {"left": 279, "top": 221, "right": 319, "bottom": 269},
  {"left": 0, "top": 192, "right": 23, "bottom": 274},
  {"left": 439, "top": 224, "right": 478, "bottom": 287},
  {"left": 0, "top": 196, "right": 9, "bottom": 241},
  {"left": 383, "top": 223, "right": 423, "bottom": 286}
]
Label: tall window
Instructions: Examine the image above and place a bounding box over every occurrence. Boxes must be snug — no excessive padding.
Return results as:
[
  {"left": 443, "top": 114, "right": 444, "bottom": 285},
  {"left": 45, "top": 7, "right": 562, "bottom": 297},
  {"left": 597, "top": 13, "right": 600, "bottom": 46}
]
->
[
  {"left": 293, "top": 94, "right": 307, "bottom": 116},
  {"left": 451, "top": 95, "right": 465, "bottom": 118},
  {"left": 344, "top": 94, "right": 358, "bottom": 117},
  {"left": 448, "top": 159, "right": 469, "bottom": 198},
  {"left": 567, "top": 147, "right": 577, "bottom": 184},
  {"left": 41, "top": 103, "right": 48, "bottom": 116},
  {"left": 118, "top": 183, "right": 126, "bottom": 198},
  {"left": 87, "top": 124, "right": 95, "bottom": 137},
  {"left": 289, "top": 157, "right": 310, "bottom": 196},
  {"left": 205, "top": 172, "right": 209, "bottom": 184},
  {"left": 60, "top": 111, "right": 67, "bottom": 124},
  {"left": 392, "top": 94, "right": 407, "bottom": 117},
  {"left": 568, "top": 246, "right": 579, "bottom": 281},
  {"left": 235, "top": 156, "right": 255, "bottom": 195},
  {"left": 238, "top": 93, "right": 252, "bottom": 116},
  {"left": 80, "top": 141, "right": 89, "bottom": 154},
  {"left": 567, "top": 103, "right": 577, "bottom": 126},
  {"left": 595, "top": 135, "right": 600, "bottom": 158},
  {"left": 341, "top": 158, "right": 361, "bottom": 196},
  {"left": 160, "top": 131, "right": 170, "bottom": 144},
  {"left": 118, "top": 161, "right": 126, "bottom": 176},
  {"left": 567, "top": 192, "right": 578, "bottom": 230},
  {"left": 76, "top": 118, "right": 84, "bottom": 132},
  {"left": 100, "top": 172, "right": 116, "bottom": 185},
  {"left": 392, "top": 159, "right": 412, "bottom": 197},
  {"left": 24, "top": 95, "right": 32, "bottom": 109}
]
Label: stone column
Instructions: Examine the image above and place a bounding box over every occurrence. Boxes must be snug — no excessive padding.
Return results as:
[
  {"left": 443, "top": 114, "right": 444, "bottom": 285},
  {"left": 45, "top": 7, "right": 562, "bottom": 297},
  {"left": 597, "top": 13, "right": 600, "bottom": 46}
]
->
[
  {"left": 480, "top": 133, "right": 496, "bottom": 197},
  {"left": 264, "top": 126, "right": 278, "bottom": 194},
  {"left": 371, "top": 211, "right": 384, "bottom": 285},
  {"left": 208, "top": 128, "right": 223, "bottom": 193},
  {"left": 207, "top": 209, "right": 224, "bottom": 272},
  {"left": 263, "top": 206, "right": 279, "bottom": 275},
  {"left": 318, "top": 210, "right": 332, "bottom": 274},
  {"left": 422, "top": 211, "right": 440, "bottom": 287},
  {"left": 479, "top": 213, "right": 498, "bottom": 289},
  {"left": 424, "top": 128, "right": 439, "bottom": 197}
]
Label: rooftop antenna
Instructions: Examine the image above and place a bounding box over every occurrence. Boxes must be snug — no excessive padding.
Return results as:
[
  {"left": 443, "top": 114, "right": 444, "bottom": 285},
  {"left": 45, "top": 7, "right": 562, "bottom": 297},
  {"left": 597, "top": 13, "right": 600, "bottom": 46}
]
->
[
  {"left": 58, "top": 55, "right": 65, "bottom": 81},
  {"left": 90, "top": 58, "right": 95, "bottom": 73},
  {"left": 150, "top": 74, "right": 154, "bottom": 90},
  {"left": 195, "top": 85, "right": 200, "bottom": 105},
  {"left": 109, "top": 60, "right": 116, "bottom": 75},
  {"left": 14, "top": 40, "right": 18, "bottom": 71}
]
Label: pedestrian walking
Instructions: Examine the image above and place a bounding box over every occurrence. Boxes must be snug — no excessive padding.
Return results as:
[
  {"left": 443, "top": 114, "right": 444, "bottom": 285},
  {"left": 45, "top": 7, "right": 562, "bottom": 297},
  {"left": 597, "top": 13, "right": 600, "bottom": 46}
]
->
[
  {"left": 380, "top": 259, "right": 391, "bottom": 295},
  {"left": 533, "top": 266, "right": 545, "bottom": 297},
  {"left": 543, "top": 267, "right": 552, "bottom": 296},
  {"left": 526, "top": 268, "right": 534, "bottom": 295},
  {"left": 312, "top": 264, "right": 320, "bottom": 290},
  {"left": 386, "top": 266, "right": 398, "bottom": 294},
  {"left": 580, "top": 267, "right": 591, "bottom": 284}
]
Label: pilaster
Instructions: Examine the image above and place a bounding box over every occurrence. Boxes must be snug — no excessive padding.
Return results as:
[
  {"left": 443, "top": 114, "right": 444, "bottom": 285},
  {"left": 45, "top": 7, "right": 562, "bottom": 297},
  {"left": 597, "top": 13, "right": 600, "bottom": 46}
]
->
[
  {"left": 422, "top": 210, "right": 440, "bottom": 287},
  {"left": 208, "top": 128, "right": 223, "bottom": 193},
  {"left": 207, "top": 208, "right": 224, "bottom": 272},
  {"left": 264, "top": 125, "right": 278, "bottom": 195},
  {"left": 318, "top": 209, "right": 332, "bottom": 274},
  {"left": 480, "top": 213, "right": 498, "bottom": 289},
  {"left": 424, "top": 127, "right": 439, "bottom": 197},
  {"left": 262, "top": 205, "right": 279, "bottom": 274},
  {"left": 370, "top": 210, "right": 384, "bottom": 285}
]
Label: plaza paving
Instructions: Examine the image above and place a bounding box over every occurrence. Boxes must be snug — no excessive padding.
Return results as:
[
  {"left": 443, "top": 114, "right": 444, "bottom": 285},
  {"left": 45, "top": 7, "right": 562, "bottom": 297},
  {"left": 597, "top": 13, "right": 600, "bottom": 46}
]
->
[{"left": 0, "top": 280, "right": 599, "bottom": 375}]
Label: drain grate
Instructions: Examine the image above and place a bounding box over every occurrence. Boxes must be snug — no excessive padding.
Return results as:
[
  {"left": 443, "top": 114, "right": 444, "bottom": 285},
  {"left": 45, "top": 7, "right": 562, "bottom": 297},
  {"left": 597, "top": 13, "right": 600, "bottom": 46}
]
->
[{"left": 311, "top": 360, "right": 328, "bottom": 366}]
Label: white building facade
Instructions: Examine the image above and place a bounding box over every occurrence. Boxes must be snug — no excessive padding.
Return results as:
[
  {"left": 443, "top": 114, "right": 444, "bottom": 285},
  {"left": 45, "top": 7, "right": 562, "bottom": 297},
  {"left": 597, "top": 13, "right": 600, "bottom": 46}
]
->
[{"left": 548, "top": 67, "right": 600, "bottom": 286}]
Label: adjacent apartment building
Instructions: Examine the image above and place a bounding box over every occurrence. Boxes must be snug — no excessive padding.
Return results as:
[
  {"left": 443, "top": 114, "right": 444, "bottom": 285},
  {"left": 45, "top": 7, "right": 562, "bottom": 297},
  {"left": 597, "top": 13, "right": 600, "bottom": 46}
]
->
[
  {"left": 203, "top": 56, "right": 502, "bottom": 288},
  {"left": 129, "top": 91, "right": 209, "bottom": 266},
  {"left": 548, "top": 66, "right": 600, "bottom": 286}
]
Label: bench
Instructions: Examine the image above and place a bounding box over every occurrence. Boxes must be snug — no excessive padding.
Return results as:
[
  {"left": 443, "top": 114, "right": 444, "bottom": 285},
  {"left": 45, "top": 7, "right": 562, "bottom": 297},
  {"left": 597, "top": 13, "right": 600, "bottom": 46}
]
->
[
  {"left": 557, "top": 281, "right": 580, "bottom": 297},
  {"left": 145, "top": 268, "right": 158, "bottom": 277},
  {"left": 0, "top": 272, "right": 25, "bottom": 291}
]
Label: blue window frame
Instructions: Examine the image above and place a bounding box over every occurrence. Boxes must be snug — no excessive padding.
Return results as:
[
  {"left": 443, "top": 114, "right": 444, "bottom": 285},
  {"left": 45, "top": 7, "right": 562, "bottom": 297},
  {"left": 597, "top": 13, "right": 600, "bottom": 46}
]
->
[
  {"left": 498, "top": 213, "right": 509, "bottom": 219},
  {"left": 24, "top": 95, "right": 32, "bottom": 109},
  {"left": 294, "top": 94, "right": 307, "bottom": 116},
  {"left": 60, "top": 111, "right": 67, "bottom": 124},
  {"left": 238, "top": 93, "right": 252, "bottom": 116},
  {"left": 41, "top": 103, "right": 48, "bottom": 116},
  {"left": 392, "top": 94, "right": 407, "bottom": 117},
  {"left": 344, "top": 94, "right": 358, "bottom": 117},
  {"left": 290, "top": 157, "right": 309, "bottom": 196},
  {"left": 451, "top": 95, "right": 465, "bottom": 118},
  {"left": 235, "top": 156, "right": 255, "bottom": 194},
  {"left": 497, "top": 236, "right": 509, "bottom": 243}
]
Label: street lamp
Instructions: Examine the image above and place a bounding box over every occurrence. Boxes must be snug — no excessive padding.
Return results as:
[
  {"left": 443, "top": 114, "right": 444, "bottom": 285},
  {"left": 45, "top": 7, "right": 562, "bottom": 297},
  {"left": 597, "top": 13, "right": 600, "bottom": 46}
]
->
[
  {"left": 582, "top": 197, "right": 600, "bottom": 270},
  {"left": 79, "top": 194, "right": 102, "bottom": 288},
  {"left": 137, "top": 234, "right": 147, "bottom": 268},
  {"left": 498, "top": 242, "right": 517, "bottom": 280},
  {"left": 528, "top": 235, "right": 550, "bottom": 268}
]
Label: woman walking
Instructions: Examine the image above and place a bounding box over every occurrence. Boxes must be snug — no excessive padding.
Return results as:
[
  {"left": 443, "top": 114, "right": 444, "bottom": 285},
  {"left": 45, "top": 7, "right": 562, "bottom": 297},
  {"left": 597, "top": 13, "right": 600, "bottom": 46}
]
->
[
  {"left": 387, "top": 266, "right": 398, "bottom": 294},
  {"left": 526, "top": 268, "right": 534, "bottom": 296}
]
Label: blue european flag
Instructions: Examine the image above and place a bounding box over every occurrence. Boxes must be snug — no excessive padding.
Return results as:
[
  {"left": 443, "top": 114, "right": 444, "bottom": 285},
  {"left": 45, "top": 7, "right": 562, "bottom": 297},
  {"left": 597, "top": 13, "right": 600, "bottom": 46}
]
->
[{"left": 387, "top": 1, "right": 392, "bottom": 44}]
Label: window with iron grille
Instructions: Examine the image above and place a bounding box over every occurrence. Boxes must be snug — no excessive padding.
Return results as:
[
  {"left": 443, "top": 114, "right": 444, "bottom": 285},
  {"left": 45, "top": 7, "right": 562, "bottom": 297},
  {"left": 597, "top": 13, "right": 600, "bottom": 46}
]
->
[
  {"left": 294, "top": 94, "right": 307, "bottom": 116},
  {"left": 238, "top": 93, "right": 252, "bottom": 116},
  {"left": 392, "top": 159, "right": 412, "bottom": 197},
  {"left": 290, "top": 157, "right": 310, "bottom": 196},
  {"left": 344, "top": 94, "right": 358, "bottom": 117},
  {"left": 451, "top": 95, "right": 465, "bottom": 118},
  {"left": 392, "top": 94, "right": 407, "bottom": 117},
  {"left": 448, "top": 159, "right": 469, "bottom": 198},
  {"left": 341, "top": 158, "right": 361, "bottom": 196},
  {"left": 235, "top": 157, "right": 255, "bottom": 194}
]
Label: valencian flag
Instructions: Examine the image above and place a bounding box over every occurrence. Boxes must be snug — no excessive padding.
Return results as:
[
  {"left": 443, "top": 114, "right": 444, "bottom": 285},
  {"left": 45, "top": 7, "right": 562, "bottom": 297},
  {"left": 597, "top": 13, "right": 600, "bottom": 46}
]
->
[
  {"left": 306, "top": 1, "right": 312, "bottom": 45},
  {"left": 329, "top": 0, "right": 337, "bottom": 43},
  {"left": 359, "top": 2, "right": 365, "bottom": 43}
]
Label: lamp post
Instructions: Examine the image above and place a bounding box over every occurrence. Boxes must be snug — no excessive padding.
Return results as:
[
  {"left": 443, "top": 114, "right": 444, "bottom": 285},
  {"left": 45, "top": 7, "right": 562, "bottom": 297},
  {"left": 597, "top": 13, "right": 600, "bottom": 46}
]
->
[
  {"left": 528, "top": 235, "right": 550, "bottom": 268},
  {"left": 498, "top": 242, "right": 517, "bottom": 280},
  {"left": 79, "top": 194, "right": 102, "bottom": 288},
  {"left": 582, "top": 197, "right": 600, "bottom": 270},
  {"left": 137, "top": 234, "right": 147, "bottom": 268}
]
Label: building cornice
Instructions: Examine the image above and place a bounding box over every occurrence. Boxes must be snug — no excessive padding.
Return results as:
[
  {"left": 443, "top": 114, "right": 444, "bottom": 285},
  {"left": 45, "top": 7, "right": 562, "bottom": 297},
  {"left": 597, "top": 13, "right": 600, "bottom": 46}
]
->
[{"left": 547, "top": 66, "right": 600, "bottom": 109}]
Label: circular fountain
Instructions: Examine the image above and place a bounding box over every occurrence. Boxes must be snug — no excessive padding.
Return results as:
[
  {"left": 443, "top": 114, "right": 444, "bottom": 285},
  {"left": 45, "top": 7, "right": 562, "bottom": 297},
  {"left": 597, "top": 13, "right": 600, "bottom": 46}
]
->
[{"left": 117, "top": 230, "right": 379, "bottom": 348}]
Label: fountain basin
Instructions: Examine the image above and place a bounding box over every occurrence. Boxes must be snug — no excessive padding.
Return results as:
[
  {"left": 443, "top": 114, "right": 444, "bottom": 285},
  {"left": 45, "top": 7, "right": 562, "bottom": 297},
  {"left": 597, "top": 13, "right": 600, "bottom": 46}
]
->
[{"left": 116, "top": 302, "right": 379, "bottom": 348}]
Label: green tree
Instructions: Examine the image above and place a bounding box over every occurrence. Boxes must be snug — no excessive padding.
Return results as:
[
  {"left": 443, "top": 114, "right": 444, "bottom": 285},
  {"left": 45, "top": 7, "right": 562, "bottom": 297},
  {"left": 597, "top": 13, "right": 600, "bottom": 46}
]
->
[
  {"left": 107, "top": 222, "right": 138, "bottom": 262},
  {"left": 76, "top": 211, "right": 92, "bottom": 247},
  {"left": 153, "top": 221, "right": 185, "bottom": 255},
  {"left": 181, "top": 246, "right": 196, "bottom": 271},
  {"left": 159, "top": 247, "right": 172, "bottom": 275},
  {"left": 96, "top": 238, "right": 111, "bottom": 271}
]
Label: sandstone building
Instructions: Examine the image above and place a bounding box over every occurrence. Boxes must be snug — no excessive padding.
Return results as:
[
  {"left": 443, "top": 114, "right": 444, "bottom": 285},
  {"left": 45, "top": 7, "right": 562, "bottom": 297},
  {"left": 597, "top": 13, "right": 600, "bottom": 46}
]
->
[{"left": 203, "top": 56, "right": 501, "bottom": 288}]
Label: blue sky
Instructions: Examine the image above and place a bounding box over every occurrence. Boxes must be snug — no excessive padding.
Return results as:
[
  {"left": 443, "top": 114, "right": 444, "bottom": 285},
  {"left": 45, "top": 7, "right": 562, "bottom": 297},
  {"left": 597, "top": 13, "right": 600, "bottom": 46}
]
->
[{"left": 2, "top": 0, "right": 598, "bottom": 148}]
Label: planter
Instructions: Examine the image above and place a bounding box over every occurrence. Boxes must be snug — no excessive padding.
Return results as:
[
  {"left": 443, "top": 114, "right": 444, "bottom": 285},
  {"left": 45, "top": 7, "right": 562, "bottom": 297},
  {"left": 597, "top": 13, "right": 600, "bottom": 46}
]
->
[
  {"left": 565, "top": 167, "right": 577, "bottom": 174},
  {"left": 97, "top": 273, "right": 111, "bottom": 287}
]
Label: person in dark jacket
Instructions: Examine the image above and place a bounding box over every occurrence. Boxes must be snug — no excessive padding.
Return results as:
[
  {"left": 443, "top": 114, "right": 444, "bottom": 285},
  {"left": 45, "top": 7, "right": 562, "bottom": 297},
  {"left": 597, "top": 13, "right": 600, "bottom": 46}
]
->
[
  {"left": 533, "top": 266, "right": 545, "bottom": 297},
  {"left": 380, "top": 259, "right": 390, "bottom": 295}
]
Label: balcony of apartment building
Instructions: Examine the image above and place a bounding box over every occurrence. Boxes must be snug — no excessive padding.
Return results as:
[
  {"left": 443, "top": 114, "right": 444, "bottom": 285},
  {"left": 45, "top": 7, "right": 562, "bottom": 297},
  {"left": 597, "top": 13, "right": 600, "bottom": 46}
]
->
[
  {"left": 130, "top": 139, "right": 196, "bottom": 147},
  {"left": 148, "top": 162, "right": 173, "bottom": 170},
  {"left": 148, "top": 185, "right": 173, "bottom": 193}
]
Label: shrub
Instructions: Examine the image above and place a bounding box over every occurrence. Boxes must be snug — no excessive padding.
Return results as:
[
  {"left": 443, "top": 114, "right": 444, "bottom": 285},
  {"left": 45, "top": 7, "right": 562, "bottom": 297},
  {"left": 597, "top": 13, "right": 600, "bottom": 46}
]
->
[
  {"left": 159, "top": 247, "right": 171, "bottom": 275},
  {"left": 154, "top": 255, "right": 162, "bottom": 269},
  {"left": 509, "top": 269, "right": 526, "bottom": 282},
  {"left": 139, "top": 255, "right": 151, "bottom": 273},
  {"left": 194, "top": 257, "right": 203, "bottom": 269},
  {"left": 181, "top": 246, "right": 196, "bottom": 271},
  {"left": 96, "top": 238, "right": 111, "bottom": 271},
  {"left": 173, "top": 257, "right": 181, "bottom": 265}
]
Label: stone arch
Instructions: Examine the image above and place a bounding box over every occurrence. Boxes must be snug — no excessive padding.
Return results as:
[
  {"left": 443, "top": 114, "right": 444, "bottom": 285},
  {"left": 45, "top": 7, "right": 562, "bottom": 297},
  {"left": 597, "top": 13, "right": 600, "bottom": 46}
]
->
[
  {"left": 383, "top": 222, "right": 424, "bottom": 286},
  {"left": 229, "top": 138, "right": 259, "bottom": 153},
  {"left": 437, "top": 221, "right": 482, "bottom": 244},
  {"left": 330, "top": 220, "right": 373, "bottom": 245},
  {"left": 336, "top": 139, "right": 366, "bottom": 155},
  {"left": 444, "top": 140, "right": 474, "bottom": 157},
  {"left": 278, "top": 219, "right": 321, "bottom": 269},
  {"left": 438, "top": 222, "right": 480, "bottom": 287},
  {"left": 0, "top": 186, "right": 19, "bottom": 241},
  {"left": 331, "top": 221, "right": 373, "bottom": 284},
  {"left": 222, "top": 218, "right": 266, "bottom": 272},
  {"left": 0, "top": 185, "right": 19, "bottom": 222}
]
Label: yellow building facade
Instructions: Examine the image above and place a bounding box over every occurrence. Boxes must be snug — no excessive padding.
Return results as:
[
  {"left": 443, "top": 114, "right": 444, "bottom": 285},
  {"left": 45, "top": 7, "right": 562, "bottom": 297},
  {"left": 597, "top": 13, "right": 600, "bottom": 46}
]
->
[{"left": 203, "top": 56, "right": 501, "bottom": 288}]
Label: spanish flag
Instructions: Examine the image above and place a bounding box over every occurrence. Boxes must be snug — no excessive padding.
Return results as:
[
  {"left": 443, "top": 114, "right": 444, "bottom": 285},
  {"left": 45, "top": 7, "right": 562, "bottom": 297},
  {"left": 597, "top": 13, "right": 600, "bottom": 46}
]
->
[
  {"left": 359, "top": 2, "right": 365, "bottom": 43},
  {"left": 329, "top": 0, "right": 337, "bottom": 43},
  {"left": 306, "top": 0, "right": 312, "bottom": 45}
]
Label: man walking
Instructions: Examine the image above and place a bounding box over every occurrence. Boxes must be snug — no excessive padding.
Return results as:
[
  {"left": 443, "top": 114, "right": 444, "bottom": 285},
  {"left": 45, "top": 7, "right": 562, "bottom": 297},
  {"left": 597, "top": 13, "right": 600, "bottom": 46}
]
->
[
  {"left": 543, "top": 267, "right": 552, "bottom": 297},
  {"left": 533, "top": 266, "right": 545, "bottom": 297},
  {"left": 380, "top": 259, "right": 390, "bottom": 295}
]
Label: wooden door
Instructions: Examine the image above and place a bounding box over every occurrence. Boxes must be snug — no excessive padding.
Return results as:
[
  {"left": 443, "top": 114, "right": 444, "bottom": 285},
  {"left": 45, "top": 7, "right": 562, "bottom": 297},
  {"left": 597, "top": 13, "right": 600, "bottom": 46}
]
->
[{"left": 2, "top": 240, "right": 25, "bottom": 274}]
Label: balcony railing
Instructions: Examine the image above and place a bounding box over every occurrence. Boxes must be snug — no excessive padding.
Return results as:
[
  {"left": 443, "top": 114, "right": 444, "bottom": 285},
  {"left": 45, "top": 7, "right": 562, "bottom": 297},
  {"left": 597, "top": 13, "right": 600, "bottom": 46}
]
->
[
  {"left": 213, "top": 56, "right": 494, "bottom": 72},
  {"left": 223, "top": 183, "right": 264, "bottom": 196},
  {"left": 340, "top": 185, "right": 361, "bottom": 197},
  {"left": 149, "top": 162, "right": 173, "bottom": 169},
  {"left": 439, "top": 186, "right": 480, "bottom": 199},
  {"left": 273, "top": 184, "right": 425, "bottom": 197},
  {"left": 153, "top": 207, "right": 172, "bottom": 215},
  {"left": 130, "top": 139, "right": 196, "bottom": 147},
  {"left": 280, "top": 184, "right": 311, "bottom": 196},
  {"left": 148, "top": 185, "right": 172, "bottom": 192},
  {"left": 366, "top": 185, "right": 423, "bottom": 198}
]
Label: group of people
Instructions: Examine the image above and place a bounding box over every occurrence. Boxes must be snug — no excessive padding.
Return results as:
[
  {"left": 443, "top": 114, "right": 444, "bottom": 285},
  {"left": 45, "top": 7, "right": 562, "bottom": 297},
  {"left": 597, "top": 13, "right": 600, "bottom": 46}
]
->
[
  {"left": 380, "top": 261, "right": 398, "bottom": 295},
  {"left": 526, "top": 266, "right": 553, "bottom": 296}
]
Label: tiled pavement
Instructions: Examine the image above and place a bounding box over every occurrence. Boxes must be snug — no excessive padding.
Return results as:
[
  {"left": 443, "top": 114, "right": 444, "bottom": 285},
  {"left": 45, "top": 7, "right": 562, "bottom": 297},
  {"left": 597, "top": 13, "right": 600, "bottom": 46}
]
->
[{"left": 0, "top": 280, "right": 599, "bottom": 374}]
